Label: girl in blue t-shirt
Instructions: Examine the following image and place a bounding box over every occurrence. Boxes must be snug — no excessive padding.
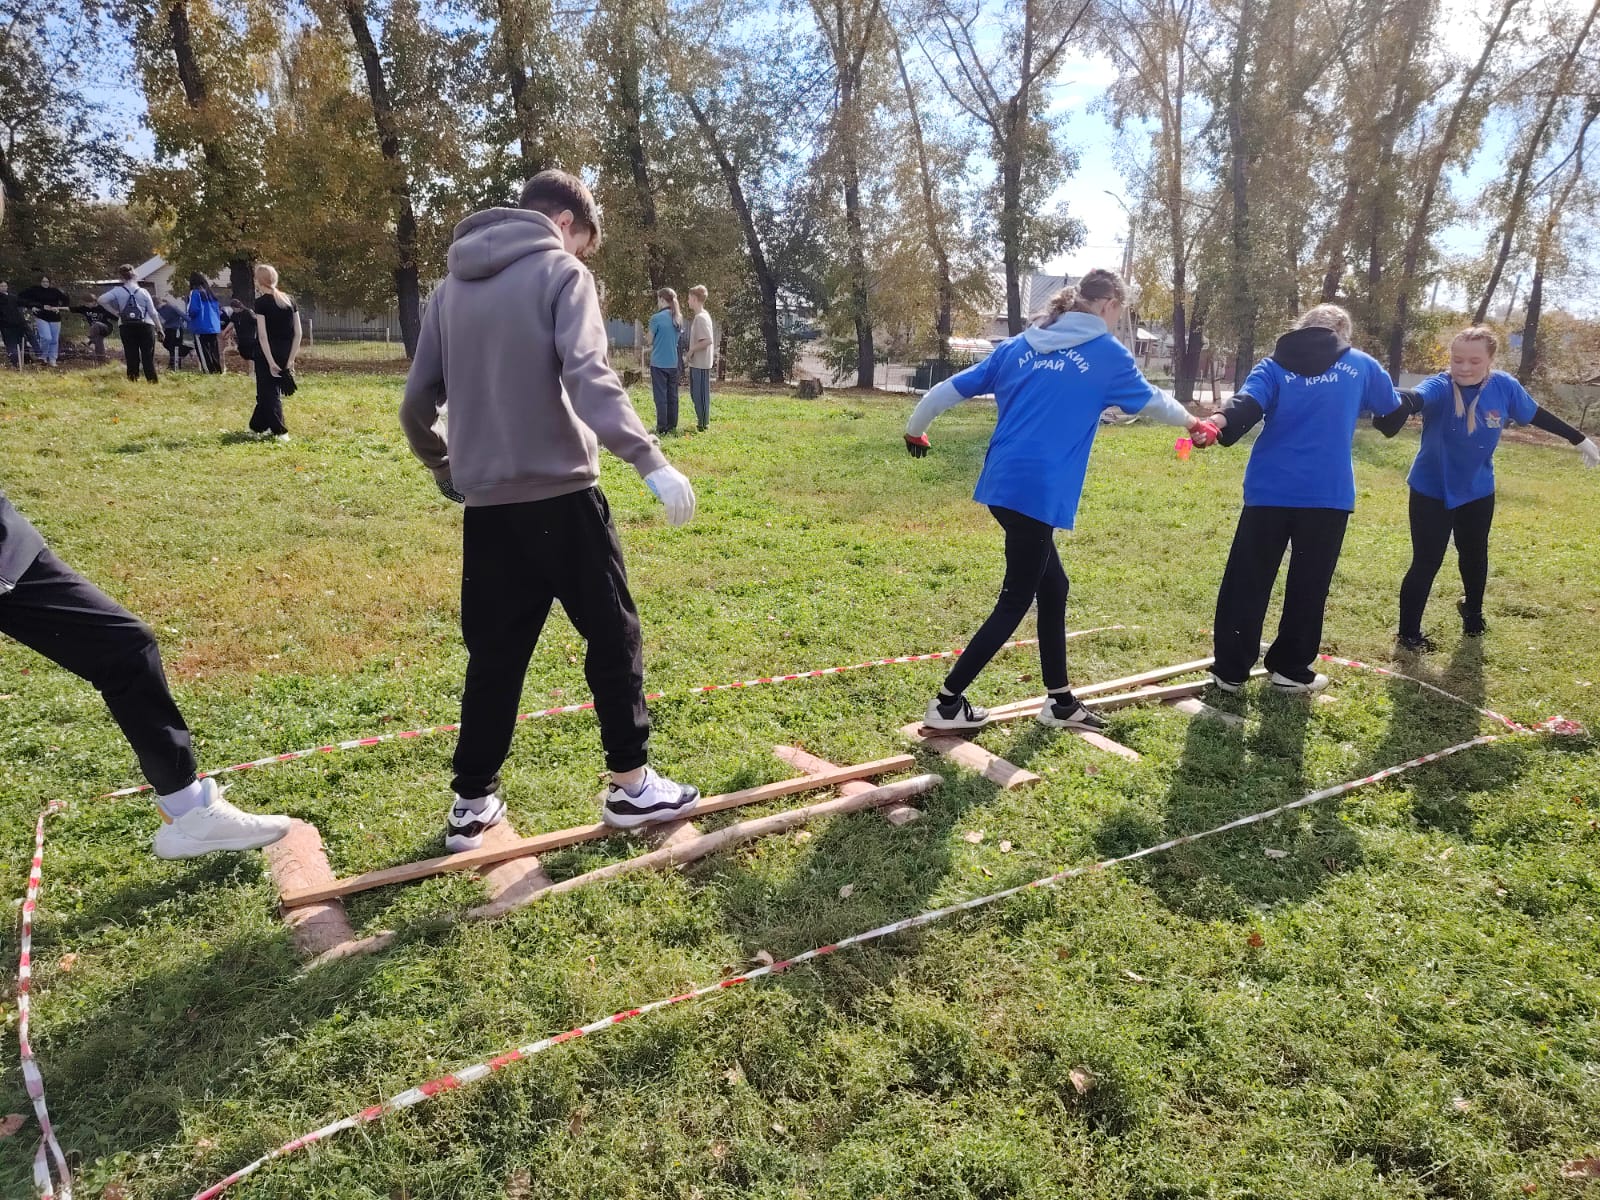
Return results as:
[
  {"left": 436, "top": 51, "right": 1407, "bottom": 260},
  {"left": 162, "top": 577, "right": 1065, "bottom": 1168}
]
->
[
  {"left": 1202, "top": 304, "right": 1403, "bottom": 693},
  {"left": 1376, "top": 326, "right": 1598, "bottom": 651},
  {"left": 647, "top": 289, "right": 683, "bottom": 435},
  {"left": 902, "top": 268, "right": 1209, "bottom": 734}
]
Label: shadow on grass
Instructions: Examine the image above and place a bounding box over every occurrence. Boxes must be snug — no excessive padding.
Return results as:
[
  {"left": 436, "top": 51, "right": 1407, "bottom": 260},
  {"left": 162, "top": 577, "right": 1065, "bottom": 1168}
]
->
[
  {"left": 1092, "top": 687, "right": 1364, "bottom": 920},
  {"left": 113, "top": 437, "right": 196, "bottom": 454}
]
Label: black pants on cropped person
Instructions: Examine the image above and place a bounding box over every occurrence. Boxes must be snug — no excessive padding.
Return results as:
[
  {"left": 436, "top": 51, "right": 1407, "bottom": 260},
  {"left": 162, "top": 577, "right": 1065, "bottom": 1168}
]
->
[
  {"left": 1212, "top": 505, "right": 1349, "bottom": 685},
  {"left": 119, "top": 322, "right": 158, "bottom": 382},
  {"left": 1398, "top": 489, "right": 1494, "bottom": 636},
  {"left": 451, "top": 487, "right": 650, "bottom": 799},
  {"left": 0, "top": 546, "right": 197, "bottom": 794}
]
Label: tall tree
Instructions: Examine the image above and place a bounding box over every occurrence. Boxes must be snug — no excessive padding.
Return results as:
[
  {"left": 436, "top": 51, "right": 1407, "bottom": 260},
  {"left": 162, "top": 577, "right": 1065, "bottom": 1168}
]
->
[
  {"left": 889, "top": 24, "right": 955, "bottom": 365},
  {"left": 1517, "top": 104, "right": 1597, "bottom": 384},
  {"left": 921, "top": 0, "right": 1093, "bottom": 334}
]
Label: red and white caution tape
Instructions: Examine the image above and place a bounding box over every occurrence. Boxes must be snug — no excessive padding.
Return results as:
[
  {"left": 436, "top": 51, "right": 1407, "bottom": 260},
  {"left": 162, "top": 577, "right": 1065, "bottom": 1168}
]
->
[
  {"left": 98, "top": 630, "right": 1131, "bottom": 800},
  {"left": 190, "top": 711, "right": 1584, "bottom": 1199},
  {"left": 18, "top": 800, "right": 73, "bottom": 1200}
]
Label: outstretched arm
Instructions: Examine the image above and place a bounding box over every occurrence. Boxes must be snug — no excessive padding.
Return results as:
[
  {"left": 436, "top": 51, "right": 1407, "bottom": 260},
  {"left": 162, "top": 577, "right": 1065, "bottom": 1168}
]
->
[{"left": 1372, "top": 390, "right": 1421, "bottom": 438}]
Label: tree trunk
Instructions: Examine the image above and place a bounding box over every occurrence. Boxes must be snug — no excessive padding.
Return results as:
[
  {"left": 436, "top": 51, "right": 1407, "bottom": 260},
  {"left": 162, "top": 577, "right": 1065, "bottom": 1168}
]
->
[
  {"left": 1474, "top": 0, "right": 1598, "bottom": 324},
  {"left": 228, "top": 256, "right": 256, "bottom": 303},
  {"left": 892, "top": 34, "right": 953, "bottom": 366},
  {"left": 1516, "top": 258, "right": 1543, "bottom": 385},
  {"left": 684, "top": 93, "right": 784, "bottom": 382},
  {"left": 1225, "top": 0, "right": 1257, "bottom": 389},
  {"left": 495, "top": 0, "right": 543, "bottom": 176},
  {"left": 1000, "top": 99, "right": 1026, "bottom": 335},
  {"left": 615, "top": 45, "right": 664, "bottom": 292},
  {"left": 1183, "top": 277, "right": 1211, "bottom": 402},
  {"left": 1319, "top": 165, "right": 1361, "bottom": 301},
  {"left": 1385, "top": 0, "right": 1520, "bottom": 375},
  {"left": 839, "top": 65, "right": 875, "bottom": 389},
  {"left": 342, "top": 0, "right": 423, "bottom": 356}
]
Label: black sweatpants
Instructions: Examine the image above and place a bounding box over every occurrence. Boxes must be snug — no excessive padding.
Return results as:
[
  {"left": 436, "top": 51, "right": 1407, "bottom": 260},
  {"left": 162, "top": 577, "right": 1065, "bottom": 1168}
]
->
[
  {"left": 120, "top": 322, "right": 158, "bottom": 382},
  {"left": 1212, "top": 505, "right": 1350, "bottom": 685},
  {"left": 942, "top": 506, "right": 1070, "bottom": 698},
  {"left": 0, "top": 548, "right": 197, "bottom": 794},
  {"left": 195, "top": 332, "right": 223, "bottom": 374},
  {"left": 651, "top": 366, "right": 680, "bottom": 434},
  {"left": 1398, "top": 489, "right": 1494, "bottom": 636},
  {"left": 451, "top": 487, "right": 650, "bottom": 798},
  {"left": 249, "top": 349, "right": 296, "bottom": 435}
]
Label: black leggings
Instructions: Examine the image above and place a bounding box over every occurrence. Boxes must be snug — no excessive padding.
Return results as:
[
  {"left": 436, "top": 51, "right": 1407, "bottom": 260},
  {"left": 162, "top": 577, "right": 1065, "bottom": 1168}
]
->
[
  {"left": 941, "top": 506, "right": 1069, "bottom": 697},
  {"left": 1399, "top": 489, "right": 1494, "bottom": 636}
]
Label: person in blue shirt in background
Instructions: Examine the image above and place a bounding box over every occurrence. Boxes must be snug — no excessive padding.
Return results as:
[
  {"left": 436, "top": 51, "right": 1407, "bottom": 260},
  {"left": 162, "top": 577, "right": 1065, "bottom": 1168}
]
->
[
  {"left": 647, "top": 287, "right": 683, "bottom": 435},
  {"left": 1376, "top": 325, "right": 1598, "bottom": 651},
  {"left": 903, "top": 268, "right": 1212, "bottom": 734},
  {"left": 186, "top": 271, "right": 225, "bottom": 374},
  {"left": 1201, "top": 303, "right": 1403, "bottom": 694}
]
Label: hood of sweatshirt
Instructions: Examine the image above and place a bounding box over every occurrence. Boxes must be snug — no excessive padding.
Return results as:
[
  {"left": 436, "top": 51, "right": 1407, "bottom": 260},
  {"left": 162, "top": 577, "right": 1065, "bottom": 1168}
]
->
[
  {"left": 448, "top": 208, "right": 564, "bottom": 281},
  {"left": 1270, "top": 326, "right": 1350, "bottom": 376},
  {"left": 1020, "top": 311, "right": 1111, "bottom": 353}
]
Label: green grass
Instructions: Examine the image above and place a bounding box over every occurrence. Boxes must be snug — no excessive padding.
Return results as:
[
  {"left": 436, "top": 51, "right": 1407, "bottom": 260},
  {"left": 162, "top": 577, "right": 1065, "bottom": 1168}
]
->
[{"left": 3, "top": 363, "right": 1599, "bottom": 1199}]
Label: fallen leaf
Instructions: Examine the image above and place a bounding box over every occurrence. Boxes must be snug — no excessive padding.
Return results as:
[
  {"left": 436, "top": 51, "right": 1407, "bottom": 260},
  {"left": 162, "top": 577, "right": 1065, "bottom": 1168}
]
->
[
  {"left": 104, "top": 1187, "right": 129, "bottom": 1200},
  {"left": 710, "top": 1141, "right": 729, "bottom": 1161},
  {"left": 1122, "top": 970, "right": 1150, "bottom": 984},
  {"left": 507, "top": 1167, "right": 535, "bottom": 1198},
  {"left": 979, "top": 866, "right": 993, "bottom": 877},
  {"left": 752, "top": 950, "right": 775, "bottom": 967},
  {"left": 0, "top": 1113, "right": 26, "bottom": 1138},
  {"left": 1068, "top": 1065, "right": 1095, "bottom": 1095},
  {"left": 1520, "top": 1183, "right": 1538, "bottom": 1195},
  {"left": 1263, "top": 848, "right": 1289, "bottom": 860},
  {"left": 56, "top": 953, "right": 77, "bottom": 973},
  {"left": 1452, "top": 1097, "right": 1472, "bottom": 1113},
  {"left": 793, "top": 830, "right": 812, "bottom": 845},
  {"left": 1246, "top": 931, "right": 1264, "bottom": 949},
  {"left": 837, "top": 883, "right": 854, "bottom": 900},
  {"left": 1438, "top": 847, "right": 1454, "bottom": 860},
  {"left": 1560, "top": 1158, "right": 1600, "bottom": 1179},
  {"left": 962, "top": 830, "right": 984, "bottom": 844},
  {"left": 999, "top": 840, "right": 1013, "bottom": 853},
  {"left": 770, "top": 1121, "right": 787, "bottom": 1135},
  {"left": 1056, "top": 948, "right": 1071, "bottom": 960},
  {"left": 1085, "top": 764, "right": 1100, "bottom": 775},
  {"left": 723, "top": 1064, "right": 745, "bottom": 1086}
]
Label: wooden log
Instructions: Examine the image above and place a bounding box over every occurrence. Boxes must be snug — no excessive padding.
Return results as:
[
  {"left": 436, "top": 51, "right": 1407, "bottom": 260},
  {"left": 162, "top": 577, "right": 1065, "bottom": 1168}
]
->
[
  {"left": 774, "top": 744, "right": 922, "bottom": 825},
  {"left": 477, "top": 821, "right": 555, "bottom": 906},
  {"left": 898, "top": 724, "right": 1041, "bottom": 789},
  {"left": 278, "top": 755, "right": 917, "bottom": 908},
  {"left": 264, "top": 820, "right": 358, "bottom": 958},
  {"left": 1074, "top": 730, "right": 1142, "bottom": 761},
  {"left": 1165, "top": 697, "right": 1245, "bottom": 728},
  {"left": 465, "top": 774, "right": 942, "bottom": 922}
]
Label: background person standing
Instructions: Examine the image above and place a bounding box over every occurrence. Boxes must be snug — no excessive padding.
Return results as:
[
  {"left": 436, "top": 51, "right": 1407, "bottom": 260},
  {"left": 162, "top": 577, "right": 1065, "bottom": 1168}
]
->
[
  {"left": 648, "top": 288, "right": 682, "bottom": 434},
  {"left": 686, "top": 285, "right": 714, "bottom": 431},
  {"left": 98, "top": 266, "right": 162, "bottom": 383},
  {"left": 0, "top": 280, "right": 26, "bottom": 368},
  {"left": 250, "top": 264, "right": 301, "bottom": 439},
  {"left": 187, "top": 272, "right": 225, "bottom": 373},
  {"left": 19, "top": 275, "right": 68, "bottom": 366}
]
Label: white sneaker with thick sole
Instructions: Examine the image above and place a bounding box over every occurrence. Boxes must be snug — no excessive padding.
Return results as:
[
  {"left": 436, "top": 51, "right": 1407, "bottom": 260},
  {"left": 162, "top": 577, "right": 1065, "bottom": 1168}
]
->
[
  {"left": 1209, "top": 672, "right": 1244, "bottom": 693},
  {"left": 602, "top": 768, "right": 700, "bottom": 830},
  {"left": 152, "top": 780, "right": 292, "bottom": 859},
  {"left": 1269, "top": 671, "right": 1329, "bottom": 694},
  {"left": 923, "top": 694, "right": 990, "bottom": 732},
  {"left": 445, "top": 793, "right": 507, "bottom": 853},
  {"left": 1036, "top": 693, "right": 1107, "bottom": 732}
]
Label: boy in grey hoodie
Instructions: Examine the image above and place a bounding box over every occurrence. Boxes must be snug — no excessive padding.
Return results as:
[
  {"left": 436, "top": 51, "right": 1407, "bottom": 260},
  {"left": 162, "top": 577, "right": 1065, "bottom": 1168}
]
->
[{"left": 401, "top": 170, "right": 701, "bottom": 851}]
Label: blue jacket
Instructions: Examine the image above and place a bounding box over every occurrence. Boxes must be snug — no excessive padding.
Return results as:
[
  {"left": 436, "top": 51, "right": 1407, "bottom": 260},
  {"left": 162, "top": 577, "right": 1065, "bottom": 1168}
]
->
[
  {"left": 648, "top": 308, "right": 679, "bottom": 369},
  {"left": 912, "top": 313, "right": 1192, "bottom": 530},
  {"left": 1406, "top": 370, "right": 1538, "bottom": 509},
  {"left": 1227, "top": 329, "right": 1399, "bottom": 511},
  {"left": 187, "top": 290, "right": 223, "bottom": 335}
]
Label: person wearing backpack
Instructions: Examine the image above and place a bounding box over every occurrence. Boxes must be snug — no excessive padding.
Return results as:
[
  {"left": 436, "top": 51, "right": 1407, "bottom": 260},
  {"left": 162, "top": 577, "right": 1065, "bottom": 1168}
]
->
[
  {"left": 98, "top": 265, "right": 162, "bottom": 383},
  {"left": 187, "top": 272, "right": 225, "bottom": 374}
]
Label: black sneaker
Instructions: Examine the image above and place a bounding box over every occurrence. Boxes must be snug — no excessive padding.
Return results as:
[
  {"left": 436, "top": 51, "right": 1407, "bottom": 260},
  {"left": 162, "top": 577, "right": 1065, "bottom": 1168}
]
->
[
  {"left": 1457, "top": 599, "right": 1487, "bottom": 637},
  {"left": 1396, "top": 632, "right": 1438, "bottom": 653},
  {"left": 602, "top": 768, "right": 701, "bottom": 830},
  {"left": 445, "top": 792, "right": 507, "bottom": 853},
  {"left": 923, "top": 694, "right": 990, "bottom": 732},
  {"left": 1036, "top": 692, "right": 1108, "bottom": 732}
]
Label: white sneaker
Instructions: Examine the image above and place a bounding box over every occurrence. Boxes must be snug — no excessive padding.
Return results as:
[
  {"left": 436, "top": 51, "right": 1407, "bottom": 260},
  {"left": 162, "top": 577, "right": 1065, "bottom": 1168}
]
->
[
  {"left": 445, "top": 793, "right": 506, "bottom": 853},
  {"left": 152, "top": 780, "right": 292, "bottom": 859},
  {"left": 1036, "top": 691, "right": 1108, "bottom": 732},
  {"left": 923, "top": 694, "right": 989, "bottom": 732},
  {"left": 1209, "top": 672, "right": 1244, "bottom": 693},
  {"left": 275, "top": 433, "right": 291, "bottom": 443},
  {"left": 1269, "top": 671, "right": 1329, "bottom": 694},
  {"left": 602, "top": 768, "right": 700, "bottom": 830}
]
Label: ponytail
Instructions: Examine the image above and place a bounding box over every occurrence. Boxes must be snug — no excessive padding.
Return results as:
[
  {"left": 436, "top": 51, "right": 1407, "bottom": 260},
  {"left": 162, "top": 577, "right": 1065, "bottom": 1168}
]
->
[
  {"left": 1035, "top": 267, "right": 1127, "bottom": 326},
  {"left": 254, "top": 263, "right": 292, "bottom": 309},
  {"left": 657, "top": 287, "right": 681, "bottom": 326}
]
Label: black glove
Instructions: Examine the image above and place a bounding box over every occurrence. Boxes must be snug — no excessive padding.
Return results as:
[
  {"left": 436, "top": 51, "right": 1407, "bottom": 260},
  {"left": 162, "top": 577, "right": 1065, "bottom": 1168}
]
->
[
  {"left": 437, "top": 476, "right": 465, "bottom": 503},
  {"left": 905, "top": 433, "right": 931, "bottom": 458}
]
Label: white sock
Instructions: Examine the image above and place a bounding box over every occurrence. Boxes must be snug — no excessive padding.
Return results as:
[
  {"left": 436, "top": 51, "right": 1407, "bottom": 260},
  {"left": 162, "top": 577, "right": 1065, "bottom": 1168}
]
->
[
  {"left": 456, "top": 793, "right": 495, "bottom": 815},
  {"left": 156, "top": 778, "right": 208, "bottom": 819}
]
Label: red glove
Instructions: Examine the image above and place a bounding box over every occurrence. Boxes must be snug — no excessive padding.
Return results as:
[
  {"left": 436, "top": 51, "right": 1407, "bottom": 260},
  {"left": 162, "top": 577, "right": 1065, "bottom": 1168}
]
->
[
  {"left": 905, "top": 433, "right": 931, "bottom": 458},
  {"left": 1190, "top": 420, "right": 1220, "bottom": 448}
]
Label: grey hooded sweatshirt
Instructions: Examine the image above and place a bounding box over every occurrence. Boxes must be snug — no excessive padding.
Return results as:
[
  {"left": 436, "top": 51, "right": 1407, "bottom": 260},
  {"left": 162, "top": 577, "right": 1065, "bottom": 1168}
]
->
[{"left": 401, "top": 208, "right": 669, "bottom": 506}]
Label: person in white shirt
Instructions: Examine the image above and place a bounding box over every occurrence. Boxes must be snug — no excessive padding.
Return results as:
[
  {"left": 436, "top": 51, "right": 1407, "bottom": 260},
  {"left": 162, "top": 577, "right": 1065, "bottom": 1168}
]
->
[{"left": 686, "top": 285, "right": 715, "bottom": 431}]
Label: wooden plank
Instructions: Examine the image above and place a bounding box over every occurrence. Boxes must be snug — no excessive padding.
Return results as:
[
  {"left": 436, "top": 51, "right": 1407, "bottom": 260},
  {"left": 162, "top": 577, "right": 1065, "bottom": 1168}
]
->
[
  {"left": 774, "top": 744, "right": 922, "bottom": 825},
  {"left": 899, "top": 723, "right": 1041, "bottom": 789},
  {"left": 279, "top": 754, "right": 917, "bottom": 908},
  {"left": 983, "top": 657, "right": 1222, "bottom": 723},
  {"left": 466, "top": 775, "right": 943, "bottom": 922},
  {"left": 1165, "top": 696, "right": 1245, "bottom": 728},
  {"left": 1074, "top": 730, "right": 1142, "bottom": 761},
  {"left": 986, "top": 669, "right": 1270, "bottom": 724}
]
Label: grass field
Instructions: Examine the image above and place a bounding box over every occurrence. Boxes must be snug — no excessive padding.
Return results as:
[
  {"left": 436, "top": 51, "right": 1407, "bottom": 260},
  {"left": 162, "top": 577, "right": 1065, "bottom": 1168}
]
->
[{"left": 2, "top": 363, "right": 1599, "bottom": 1199}]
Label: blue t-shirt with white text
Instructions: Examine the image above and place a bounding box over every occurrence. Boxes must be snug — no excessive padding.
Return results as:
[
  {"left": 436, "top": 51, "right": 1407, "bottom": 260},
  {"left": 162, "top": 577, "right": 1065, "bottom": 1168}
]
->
[
  {"left": 949, "top": 331, "right": 1162, "bottom": 530},
  {"left": 1236, "top": 348, "right": 1399, "bottom": 511},
  {"left": 1405, "top": 370, "right": 1538, "bottom": 509}
]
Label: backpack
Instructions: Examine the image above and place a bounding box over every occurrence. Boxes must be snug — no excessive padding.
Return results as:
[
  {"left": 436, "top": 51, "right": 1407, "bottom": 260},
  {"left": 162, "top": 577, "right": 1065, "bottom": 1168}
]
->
[{"left": 115, "top": 286, "right": 145, "bottom": 324}]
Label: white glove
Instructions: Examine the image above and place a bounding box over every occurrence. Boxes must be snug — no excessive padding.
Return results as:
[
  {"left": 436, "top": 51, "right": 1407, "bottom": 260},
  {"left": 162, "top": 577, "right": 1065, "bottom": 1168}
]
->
[
  {"left": 644, "top": 465, "right": 696, "bottom": 526},
  {"left": 1579, "top": 438, "right": 1599, "bottom": 469}
]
